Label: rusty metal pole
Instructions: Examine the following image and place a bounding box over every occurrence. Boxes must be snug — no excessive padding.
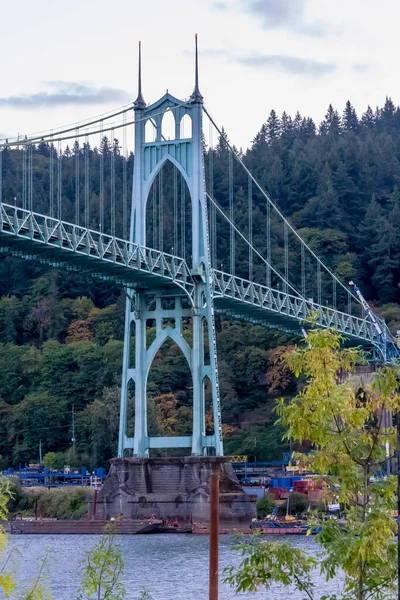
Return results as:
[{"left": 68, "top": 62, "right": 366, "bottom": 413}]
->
[
  {"left": 397, "top": 412, "right": 400, "bottom": 600},
  {"left": 209, "top": 473, "right": 219, "bottom": 600}
]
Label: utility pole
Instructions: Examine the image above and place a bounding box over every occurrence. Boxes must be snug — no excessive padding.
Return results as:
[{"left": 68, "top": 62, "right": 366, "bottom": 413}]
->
[{"left": 39, "top": 440, "right": 42, "bottom": 464}]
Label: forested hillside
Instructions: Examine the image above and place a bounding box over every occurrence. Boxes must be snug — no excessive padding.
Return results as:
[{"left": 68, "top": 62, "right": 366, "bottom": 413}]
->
[{"left": 1, "top": 97, "right": 400, "bottom": 469}]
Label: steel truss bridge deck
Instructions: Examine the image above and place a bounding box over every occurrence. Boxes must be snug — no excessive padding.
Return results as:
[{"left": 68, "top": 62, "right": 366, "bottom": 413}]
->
[{"left": 0, "top": 201, "right": 395, "bottom": 362}]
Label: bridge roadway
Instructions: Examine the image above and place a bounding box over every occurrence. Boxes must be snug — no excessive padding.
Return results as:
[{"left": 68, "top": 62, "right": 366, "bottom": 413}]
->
[{"left": 0, "top": 201, "right": 392, "bottom": 361}]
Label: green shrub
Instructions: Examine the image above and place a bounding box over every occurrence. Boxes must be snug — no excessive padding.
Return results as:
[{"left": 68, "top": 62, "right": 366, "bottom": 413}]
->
[
  {"left": 256, "top": 494, "right": 275, "bottom": 519},
  {"left": 37, "top": 488, "right": 92, "bottom": 519},
  {"left": 288, "top": 492, "right": 308, "bottom": 515},
  {"left": 6, "top": 477, "right": 34, "bottom": 515}
]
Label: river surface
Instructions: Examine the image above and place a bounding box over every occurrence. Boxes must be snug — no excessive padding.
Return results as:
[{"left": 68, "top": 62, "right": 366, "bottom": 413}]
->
[{"left": 3, "top": 533, "right": 343, "bottom": 599}]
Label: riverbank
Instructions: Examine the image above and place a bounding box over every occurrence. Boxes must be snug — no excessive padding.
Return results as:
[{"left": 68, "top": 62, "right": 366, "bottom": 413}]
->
[
  {"left": 7, "top": 518, "right": 161, "bottom": 535},
  {"left": 7, "top": 479, "right": 93, "bottom": 520}
]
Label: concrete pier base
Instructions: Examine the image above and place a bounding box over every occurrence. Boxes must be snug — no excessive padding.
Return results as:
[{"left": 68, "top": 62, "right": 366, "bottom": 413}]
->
[{"left": 94, "top": 456, "right": 256, "bottom": 525}]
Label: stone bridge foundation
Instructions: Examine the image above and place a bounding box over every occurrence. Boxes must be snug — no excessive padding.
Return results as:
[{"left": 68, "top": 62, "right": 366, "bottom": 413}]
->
[{"left": 93, "top": 456, "right": 256, "bottom": 525}]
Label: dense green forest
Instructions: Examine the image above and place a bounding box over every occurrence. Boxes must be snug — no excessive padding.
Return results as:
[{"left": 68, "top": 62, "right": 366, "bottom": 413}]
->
[{"left": 1, "top": 97, "right": 400, "bottom": 469}]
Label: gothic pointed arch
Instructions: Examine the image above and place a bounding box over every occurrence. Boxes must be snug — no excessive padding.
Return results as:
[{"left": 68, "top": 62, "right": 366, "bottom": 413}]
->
[{"left": 145, "top": 328, "right": 192, "bottom": 381}]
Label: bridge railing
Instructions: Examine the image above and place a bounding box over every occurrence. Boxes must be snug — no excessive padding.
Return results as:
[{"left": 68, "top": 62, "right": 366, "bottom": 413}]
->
[
  {"left": 0, "top": 202, "right": 195, "bottom": 297},
  {"left": 212, "top": 269, "right": 400, "bottom": 363},
  {"left": 1, "top": 201, "right": 399, "bottom": 363}
]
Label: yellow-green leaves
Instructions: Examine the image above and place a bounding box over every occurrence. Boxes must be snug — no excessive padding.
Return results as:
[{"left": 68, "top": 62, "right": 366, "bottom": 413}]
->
[{"left": 233, "top": 328, "right": 400, "bottom": 599}]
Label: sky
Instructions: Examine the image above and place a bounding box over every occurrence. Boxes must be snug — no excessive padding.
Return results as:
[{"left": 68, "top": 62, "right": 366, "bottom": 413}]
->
[{"left": 1, "top": 0, "right": 400, "bottom": 149}]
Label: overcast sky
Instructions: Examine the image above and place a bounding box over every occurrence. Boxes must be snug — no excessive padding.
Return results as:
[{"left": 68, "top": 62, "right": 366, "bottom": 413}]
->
[{"left": 1, "top": 0, "right": 399, "bottom": 149}]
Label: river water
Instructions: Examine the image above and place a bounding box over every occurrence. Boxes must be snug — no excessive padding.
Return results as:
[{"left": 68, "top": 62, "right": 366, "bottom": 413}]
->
[{"left": 4, "top": 534, "right": 342, "bottom": 599}]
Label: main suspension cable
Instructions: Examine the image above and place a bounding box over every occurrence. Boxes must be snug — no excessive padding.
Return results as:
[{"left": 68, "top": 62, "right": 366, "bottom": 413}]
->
[
  {"left": 206, "top": 191, "right": 301, "bottom": 297},
  {"left": 2, "top": 102, "right": 188, "bottom": 148},
  {"left": 202, "top": 106, "right": 360, "bottom": 305}
]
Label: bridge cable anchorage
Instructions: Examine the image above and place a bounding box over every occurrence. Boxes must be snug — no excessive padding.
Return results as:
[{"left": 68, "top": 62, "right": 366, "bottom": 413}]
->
[
  {"left": 75, "top": 129, "right": 80, "bottom": 226},
  {"left": 202, "top": 105, "right": 361, "bottom": 307},
  {"left": 84, "top": 134, "right": 89, "bottom": 228},
  {"left": 1, "top": 102, "right": 189, "bottom": 148}
]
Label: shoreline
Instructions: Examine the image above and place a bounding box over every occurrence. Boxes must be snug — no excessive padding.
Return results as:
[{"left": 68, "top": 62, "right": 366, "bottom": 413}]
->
[{"left": 5, "top": 518, "right": 311, "bottom": 536}]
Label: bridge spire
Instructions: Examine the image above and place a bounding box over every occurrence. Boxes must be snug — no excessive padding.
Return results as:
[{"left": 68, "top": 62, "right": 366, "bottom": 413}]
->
[
  {"left": 190, "top": 34, "right": 203, "bottom": 104},
  {"left": 134, "top": 41, "right": 146, "bottom": 110}
]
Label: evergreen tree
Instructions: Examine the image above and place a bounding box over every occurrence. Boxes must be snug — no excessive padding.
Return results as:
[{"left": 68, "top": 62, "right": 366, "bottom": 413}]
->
[
  {"left": 216, "top": 127, "right": 229, "bottom": 154},
  {"left": 266, "top": 110, "right": 281, "bottom": 141},
  {"left": 99, "top": 136, "right": 111, "bottom": 156},
  {"left": 324, "top": 104, "right": 341, "bottom": 135},
  {"left": 342, "top": 100, "right": 359, "bottom": 132},
  {"left": 293, "top": 111, "right": 302, "bottom": 133},
  {"left": 360, "top": 105, "right": 375, "bottom": 129},
  {"left": 280, "top": 111, "right": 292, "bottom": 135}
]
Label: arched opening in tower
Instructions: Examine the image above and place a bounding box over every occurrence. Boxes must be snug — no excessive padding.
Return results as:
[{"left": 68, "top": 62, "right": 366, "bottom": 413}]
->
[
  {"left": 145, "top": 160, "right": 192, "bottom": 264},
  {"left": 146, "top": 333, "right": 193, "bottom": 457}
]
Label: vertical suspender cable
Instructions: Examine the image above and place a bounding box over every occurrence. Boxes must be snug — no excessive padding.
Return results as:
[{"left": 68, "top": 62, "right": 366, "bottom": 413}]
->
[
  {"left": 181, "top": 174, "right": 186, "bottom": 259},
  {"left": 57, "top": 140, "right": 62, "bottom": 219},
  {"left": 266, "top": 197, "right": 271, "bottom": 288},
  {"left": 301, "top": 242, "right": 306, "bottom": 298},
  {"left": 84, "top": 134, "right": 89, "bottom": 228},
  {"left": 122, "top": 115, "right": 128, "bottom": 240},
  {"left": 100, "top": 121, "right": 104, "bottom": 232},
  {"left": 152, "top": 178, "right": 156, "bottom": 249},
  {"left": 248, "top": 176, "right": 253, "bottom": 282},
  {"left": 284, "top": 221, "right": 289, "bottom": 294},
  {"left": 317, "top": 260, "right": 322, "bottom": 306},
  {"left": 173, "top": 167, "right": 178, "bottom": 254},
  {"left": 348, "top": 291, "right": 352, "bottom": 315},
  {"left": 28, "top": 144, "right": 33, "bottom": 212},
  {"left": 209, "top": 120, "right": 216, "bottom": 268},
  {"left": 75, "top": 129, "right": 80, "bottom": 225},
  {"left": 229, "top": 151, "right": 234, "bottom": 276},
  {"left": 111, "top": 129, "right": 116, "bottom": 237},
  {"left": 159, "top": 165, "right": 163, "bottom": 251},
  {"left": 333, "top": 278, "right": 337, "bottom": 309},
  {"left": 22, "top": 146, "right": 27, "bottom": 210},
  {"left": 49, "top": 137, "right": 54, "bottom": 217}
]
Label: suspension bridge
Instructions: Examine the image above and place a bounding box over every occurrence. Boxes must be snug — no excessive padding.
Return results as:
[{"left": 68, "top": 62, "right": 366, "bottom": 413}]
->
[{"left": 0, "top": 37, "right": 398, "bottom": 458}]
